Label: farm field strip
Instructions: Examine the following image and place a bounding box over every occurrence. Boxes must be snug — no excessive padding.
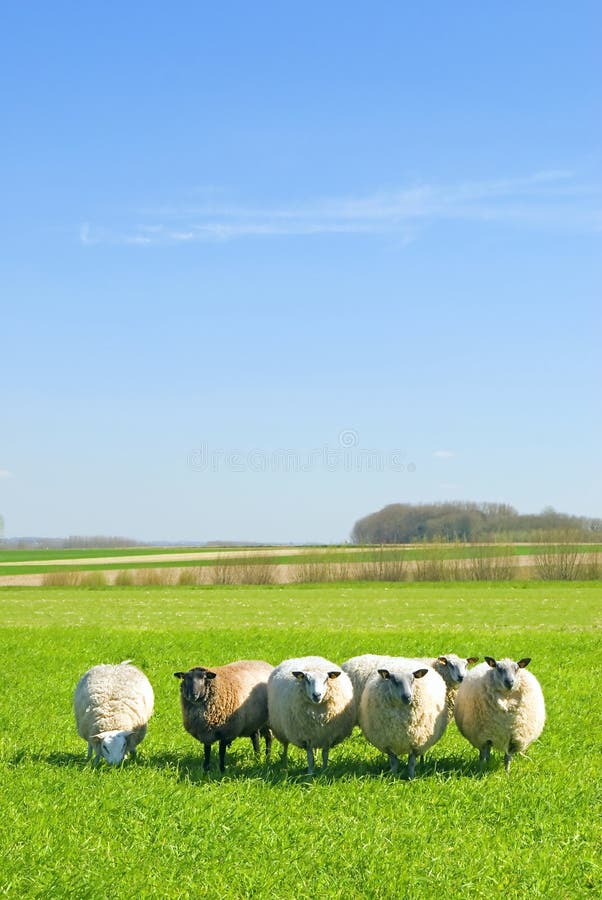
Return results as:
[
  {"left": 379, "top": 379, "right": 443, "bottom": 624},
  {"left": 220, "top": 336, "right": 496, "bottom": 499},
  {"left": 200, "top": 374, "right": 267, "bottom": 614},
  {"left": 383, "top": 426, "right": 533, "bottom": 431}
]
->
[{"left": 1, "top": 542, "right": 600, "bottom": 580}]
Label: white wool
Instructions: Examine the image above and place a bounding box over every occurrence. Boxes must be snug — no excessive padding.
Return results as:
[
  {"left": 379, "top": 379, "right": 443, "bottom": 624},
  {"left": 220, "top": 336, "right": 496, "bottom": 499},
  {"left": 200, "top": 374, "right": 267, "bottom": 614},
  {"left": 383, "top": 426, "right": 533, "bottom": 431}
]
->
[
  {"left": 454, "top": 660, "right": 545, "bottom": 758},
  {"left": 267, "top": 656, "right": 354, "bottom": 769},
  {"left": 358, "top": 664, "right": 448, "bottom": 766},
  {"left": 342, "top": 652, "right": 476, "bottom": 721},
  {"left": 73, "top": 662, "right": 154, "bottom": 764}
]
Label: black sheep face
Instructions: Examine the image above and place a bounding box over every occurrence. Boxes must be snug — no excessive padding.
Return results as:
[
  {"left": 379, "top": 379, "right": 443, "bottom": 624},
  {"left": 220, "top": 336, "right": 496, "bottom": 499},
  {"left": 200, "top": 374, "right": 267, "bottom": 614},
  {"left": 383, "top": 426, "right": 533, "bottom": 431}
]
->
[{"left": 174, "top": 667, "right": 216, "bottom": 703}]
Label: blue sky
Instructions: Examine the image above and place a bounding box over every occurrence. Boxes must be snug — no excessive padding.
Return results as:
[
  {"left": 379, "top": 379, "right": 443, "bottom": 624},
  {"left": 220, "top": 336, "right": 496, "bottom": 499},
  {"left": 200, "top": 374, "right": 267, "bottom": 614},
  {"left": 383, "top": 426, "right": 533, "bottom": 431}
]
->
[{"left": 2, "top": 2, "right": 600, "bottom": 542}]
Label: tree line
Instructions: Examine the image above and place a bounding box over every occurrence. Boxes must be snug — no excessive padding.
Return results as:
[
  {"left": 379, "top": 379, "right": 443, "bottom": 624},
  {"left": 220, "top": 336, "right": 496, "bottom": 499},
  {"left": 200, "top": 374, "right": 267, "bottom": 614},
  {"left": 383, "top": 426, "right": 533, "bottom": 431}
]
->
[
  {"left": 351, "top": 502, "right": 602, "bottom": 544},
  {"left": 1, "top": 535, "right": 143, "bottom": 550}
]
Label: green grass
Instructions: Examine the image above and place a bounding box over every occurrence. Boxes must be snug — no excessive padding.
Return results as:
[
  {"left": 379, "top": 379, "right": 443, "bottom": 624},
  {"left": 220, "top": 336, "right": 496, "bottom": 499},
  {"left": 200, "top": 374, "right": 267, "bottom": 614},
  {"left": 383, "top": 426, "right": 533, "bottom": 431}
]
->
[{"left": 1, "top": 582, "right": 600, "bottom": 898}]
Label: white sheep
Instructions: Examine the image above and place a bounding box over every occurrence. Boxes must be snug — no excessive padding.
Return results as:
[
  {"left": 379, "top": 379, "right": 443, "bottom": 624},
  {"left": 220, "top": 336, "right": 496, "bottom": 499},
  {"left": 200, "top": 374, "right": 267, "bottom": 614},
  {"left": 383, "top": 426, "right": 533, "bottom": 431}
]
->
[
  {"left": 342, "top": 652, "right": 478, "bottom": 719},
  {"left": 454, "top": 656, "right": 546, "bottom": 771},
  {"left": 267, "top": 656, "right": 355, "bottom": 775},
  {"left": 174, "top": 660, "right": 273, "bottom": 772},
  {"left": 399, "top": 654, "right": 479, "bottom": 716},
  {"left": 73, "top": 661, "right": 154, "bottom": 764},
  {"left": 358, "top": 663, "right": 447, "bottom": 778},
  {"left": 341, "top": 654, "right": 385, "bottom": 710}
]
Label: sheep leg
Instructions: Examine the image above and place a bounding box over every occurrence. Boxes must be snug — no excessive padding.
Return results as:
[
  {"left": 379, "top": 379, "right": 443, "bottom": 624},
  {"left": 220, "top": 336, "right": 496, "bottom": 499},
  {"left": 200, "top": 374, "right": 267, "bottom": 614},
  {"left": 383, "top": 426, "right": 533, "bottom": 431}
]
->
[
  {"left": 504, "top": 752, "right": 513, "bottom": 773},
  {"left": 407, "top": 751, "right": 417, "bottom": 780},
  {"left": 281, "top": 741, "right": 289, "bottom": 765},
  {"left": 250, "top": 731, "right": 260, "bottom": 755},
  {"left": 218, "top": 740, "right": 228, "bottom": 772},
  {"left": 203, "top": 743, "right": 211, "bottom": 772},
  {"left": 322, "top": 747, "right": 329, "bottom": 770},
  {"left": 388, "top": 751, "right": 399, "bottom": 775},
  {"left": 479, "top": 742, "right": 492, "bottom": 770},
  {"left": 419, "top": 754, "right": 425, "bottom": 767},
  {"left": 306, "top": 747, "right": 315, "bottom": 776},
  {"left": 86, "top": 741, "right": 93, "bottom": 761},
  {"left": 262, "top": 726, "right": 272, "bottom": 760}
]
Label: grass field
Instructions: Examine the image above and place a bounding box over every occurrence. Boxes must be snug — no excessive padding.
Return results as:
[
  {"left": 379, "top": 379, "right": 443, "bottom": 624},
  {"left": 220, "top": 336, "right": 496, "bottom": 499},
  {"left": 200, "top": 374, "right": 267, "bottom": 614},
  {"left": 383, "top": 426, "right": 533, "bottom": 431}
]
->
[{"left": 1, "top": 582, "right": 600, "bottom": 898}]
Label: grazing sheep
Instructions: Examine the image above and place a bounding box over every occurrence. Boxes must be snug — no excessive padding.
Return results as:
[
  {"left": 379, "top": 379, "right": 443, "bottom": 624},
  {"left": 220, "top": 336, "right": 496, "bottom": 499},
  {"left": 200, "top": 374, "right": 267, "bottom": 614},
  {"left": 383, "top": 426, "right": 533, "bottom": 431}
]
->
[
  {"left": 342, "top": 652, "right": 478, "bottom": 720},
  {"left": 454, "top": 656, "right": 546, "bottom": 772},
  {"left": 267, "top": 656, "right": 355, "bottom": 775},
  {"left": 73, "top": 661, "right": 154, "bottom": 764},
  {"left": 358, "top": 663, "right": 447, "bottom": 778},
  {"left": 174, "top": 660, "right": 273, "bottom": 772}
]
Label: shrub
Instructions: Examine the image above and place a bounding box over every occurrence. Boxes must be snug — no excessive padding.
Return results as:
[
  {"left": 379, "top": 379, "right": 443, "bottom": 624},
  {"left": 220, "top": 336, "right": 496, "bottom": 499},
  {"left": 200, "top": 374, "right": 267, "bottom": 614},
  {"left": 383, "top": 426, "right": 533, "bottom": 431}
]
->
[{"left": 114, "top": 570, "right": 134, "bottom": 586}]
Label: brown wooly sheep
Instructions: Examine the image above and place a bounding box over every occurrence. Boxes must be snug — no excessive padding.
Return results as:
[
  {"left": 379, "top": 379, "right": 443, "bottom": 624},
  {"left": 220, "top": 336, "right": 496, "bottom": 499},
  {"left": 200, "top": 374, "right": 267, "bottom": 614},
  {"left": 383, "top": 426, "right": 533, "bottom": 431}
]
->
[{"left": 174, "top": 659, "right": 273, "bottom": 772}]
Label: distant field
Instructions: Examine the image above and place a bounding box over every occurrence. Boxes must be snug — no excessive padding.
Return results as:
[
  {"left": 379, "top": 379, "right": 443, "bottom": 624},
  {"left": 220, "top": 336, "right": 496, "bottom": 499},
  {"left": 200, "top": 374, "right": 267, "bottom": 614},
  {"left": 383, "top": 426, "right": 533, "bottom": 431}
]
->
[
  {"left": 0, "top": 542, "right": 600, "bottom": 579},
  {"left": 0, "top": 545, "right": 248, "bottom": 563},
  {"left": 0, "top": 582, "right": 600, "bottom": 897}
]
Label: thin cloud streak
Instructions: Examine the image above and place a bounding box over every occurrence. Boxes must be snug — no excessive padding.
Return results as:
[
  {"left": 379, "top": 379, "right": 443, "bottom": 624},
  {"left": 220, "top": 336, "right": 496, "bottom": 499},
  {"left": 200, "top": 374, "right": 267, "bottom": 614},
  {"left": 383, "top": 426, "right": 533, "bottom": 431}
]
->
[{"left": 80, "top": 170, "right": 601, "bottom": 246}]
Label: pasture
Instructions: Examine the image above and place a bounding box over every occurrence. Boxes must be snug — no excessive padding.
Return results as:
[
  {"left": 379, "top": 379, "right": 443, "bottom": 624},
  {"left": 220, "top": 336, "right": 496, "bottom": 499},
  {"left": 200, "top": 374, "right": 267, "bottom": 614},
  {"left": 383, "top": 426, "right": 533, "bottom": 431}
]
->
[{"left": 0, "top": 582, "right": 600, "bottom": 898}]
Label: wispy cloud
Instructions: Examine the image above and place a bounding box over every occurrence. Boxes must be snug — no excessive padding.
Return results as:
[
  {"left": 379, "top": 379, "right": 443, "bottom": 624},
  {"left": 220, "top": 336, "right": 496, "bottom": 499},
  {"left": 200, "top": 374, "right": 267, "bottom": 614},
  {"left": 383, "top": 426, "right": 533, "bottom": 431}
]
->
[
  {"left": 432, "top": 450, "right": 454, "bottom": 459},
  {"left": 0, "top": 469, "right": 13, "bottom": 478},
  {"left": 80, "top": 170, "right": 602, "bottom": 246}
]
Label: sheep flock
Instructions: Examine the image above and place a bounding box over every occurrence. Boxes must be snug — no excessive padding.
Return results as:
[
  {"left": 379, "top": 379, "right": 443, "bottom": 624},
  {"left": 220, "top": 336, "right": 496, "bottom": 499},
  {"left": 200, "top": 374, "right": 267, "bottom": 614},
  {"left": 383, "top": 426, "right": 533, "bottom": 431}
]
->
[{"left": 73, "top": 648, "right": 545, "bottom": 778}]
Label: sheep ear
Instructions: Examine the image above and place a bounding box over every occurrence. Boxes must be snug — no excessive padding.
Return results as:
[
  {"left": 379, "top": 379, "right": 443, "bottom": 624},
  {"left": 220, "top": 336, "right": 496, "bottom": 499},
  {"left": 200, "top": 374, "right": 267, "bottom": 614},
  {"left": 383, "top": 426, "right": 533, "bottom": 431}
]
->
[
  {"left": 413, "top": 669, "right": 429, "bottom": 679},
  {"left": 125, "top": 731, "right": 137, "bottom": 751},
  {"left": 292, "top": 671, "right": 305, "bottom": 680},
  {"left": 377, "top": 669, "right": 390, "bottom": 679},
  {"left": 484, "top": 657, "right": 496, "bottom": 668},
  {"left": 174, "top": 672, "right": 186, "bottom": 679},
  {"left": 467, "top": 657, "right": 479, "bottom": 665},
  {"left": 205, "top": 671, "right": 217, "bottom": 680},
  {"left": 437, "top": 656, "right": 448, "bottom": 665},
  {"left": 517, "top": 658, "right": 531, "bottom": 668},
  {"left": 328, "top": 671, "right": 341, "bottom": 679}
]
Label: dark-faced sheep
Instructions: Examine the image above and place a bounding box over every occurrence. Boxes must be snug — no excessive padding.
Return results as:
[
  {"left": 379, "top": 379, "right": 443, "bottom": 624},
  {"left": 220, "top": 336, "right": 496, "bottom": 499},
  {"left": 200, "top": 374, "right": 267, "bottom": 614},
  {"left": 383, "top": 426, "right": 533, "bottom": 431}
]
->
[{"left": 174, "top": 660, "right": 273, "bottom": 772}]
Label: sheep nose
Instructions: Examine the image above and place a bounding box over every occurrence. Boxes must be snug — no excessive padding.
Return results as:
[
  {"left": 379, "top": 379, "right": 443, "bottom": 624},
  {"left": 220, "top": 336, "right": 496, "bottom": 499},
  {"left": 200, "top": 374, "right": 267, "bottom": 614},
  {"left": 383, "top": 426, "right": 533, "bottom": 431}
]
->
[
  {"left": 457, "top": 675, "right": 464, "bottom": 682},
  {"left": 402, "top": 694, "right": 411, "bottom": 705},
  {"left": 312, "top": 692, "right": 321, "bottom": 702}
]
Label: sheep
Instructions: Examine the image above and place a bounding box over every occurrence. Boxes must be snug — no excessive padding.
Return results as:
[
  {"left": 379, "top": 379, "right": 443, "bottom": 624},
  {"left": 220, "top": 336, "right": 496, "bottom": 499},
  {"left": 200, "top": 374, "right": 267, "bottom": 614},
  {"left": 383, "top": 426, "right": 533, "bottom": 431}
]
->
[
  {"left": 342, "top": 652, "right": 478, "bottom": 720},
  {"left": 401, "top": 654, "right": 479, "bottom": 716},
  {"left": 174, "top": 659, "right": 273, "bottom": 772},
  {"left": 73, "top": 661, "right": 154, "bottom": 764},
  {"left": 454, "top": 656, "right": 546, "bottom": 772},
  {"left": 358, "top": 663, "right": 447, "bottom": 778},
  {"left": 341, "top": 654, "right": 385, "bottom": 711},
  {"left": 267, "top": 656, "right": 355, "bottom": 775}
]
